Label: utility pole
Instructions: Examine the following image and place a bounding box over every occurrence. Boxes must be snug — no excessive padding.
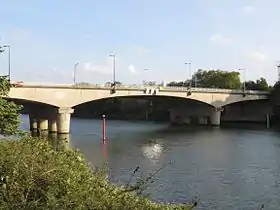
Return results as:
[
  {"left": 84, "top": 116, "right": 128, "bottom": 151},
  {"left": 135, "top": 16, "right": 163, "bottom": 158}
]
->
[
  {"left": 185, "top": 62, "right": 192, "bottom": 88},
  {"left": 108, "top": 53, "right": 116, "bottom": 85},
  {"left": 73, "top": 62, "right": 79, "bottom": 84},
  {"left": 238, "top": 68, "right": 246, "bottom": 92}
]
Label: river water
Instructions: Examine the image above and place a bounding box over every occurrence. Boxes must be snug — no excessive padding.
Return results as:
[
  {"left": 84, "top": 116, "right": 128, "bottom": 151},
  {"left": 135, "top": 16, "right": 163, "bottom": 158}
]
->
[{"left": 20, "top": 114, "right": 280, "bottom": 209}]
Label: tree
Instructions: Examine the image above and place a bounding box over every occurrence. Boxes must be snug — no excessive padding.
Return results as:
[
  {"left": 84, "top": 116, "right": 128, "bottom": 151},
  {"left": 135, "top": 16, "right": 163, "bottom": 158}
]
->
[
  {"left": 105, "top": 81, "right": 122, "bottom": 87},
  {"left": 269, "top": 81, "right": 280, "bottom": 116},
  {"left": 167, "top": 70, "right": 242, "bottom": 89},
  {"left": 0, "top": 76, "right": 22, "bottom": 135},
  {"left": 245, "top": 77, "right": 269, "bottom": 91},
  {"left": 142, "top": 81, "right": 157, "bottom": 86},
  {"left": 167, "top": 80, "right": 191, "bottom": 87},
  {"left": 192, "top": 69, "right": 242, "bottom": 89}
]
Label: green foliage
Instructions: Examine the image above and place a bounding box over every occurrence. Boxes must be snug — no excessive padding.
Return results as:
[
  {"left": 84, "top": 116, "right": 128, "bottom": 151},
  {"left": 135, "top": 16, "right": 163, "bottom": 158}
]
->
[
  {"left": 0, "top": 99, "right": 22, "bottom": 136},
  {"left": 167, "top": 69, "right": 242, "bottom": 89},
  {"left": 167, "top": 70, "right": 270, "bottom": 91},
  {"left": 193, "top": 69, "right": 241, "bottom": 89},
  {"left": 244, "top": 77, "right": 270, "bottom": 91},
  {"left": 0, "top": 76, "right": 11, "bottom": 96},
  {"left": 269, "top": 81, "right": 280, "bottom": 116},
  {"left": 0, "top": 137, "right": 193, "bottom": 209},
  {"left": 0, "top": 76, "right": 22, "bottom": 136},
  {"left": 167, "top": 80, "right": 190, "bottom": 87}
]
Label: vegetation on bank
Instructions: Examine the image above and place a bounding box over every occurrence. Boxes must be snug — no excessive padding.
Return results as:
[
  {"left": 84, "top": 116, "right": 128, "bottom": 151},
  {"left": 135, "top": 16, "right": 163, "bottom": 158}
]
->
[
  {"left": 0, "top": 76, "right": 194, "bottom": 209},
  {"left": 0, "top": 137, "right": 193, "bottom": 209},
  {"left": 0, "top": 71, "right": 278, "bottom": 209}
]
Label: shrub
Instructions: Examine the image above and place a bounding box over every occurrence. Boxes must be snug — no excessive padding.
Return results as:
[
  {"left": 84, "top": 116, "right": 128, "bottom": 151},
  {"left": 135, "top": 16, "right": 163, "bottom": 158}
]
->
[{"left": 0, "top": 137, "right": 193, "bottom": 209}]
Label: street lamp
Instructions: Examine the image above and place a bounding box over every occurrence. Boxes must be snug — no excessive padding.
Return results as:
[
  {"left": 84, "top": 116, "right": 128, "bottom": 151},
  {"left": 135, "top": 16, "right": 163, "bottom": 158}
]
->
[
  {"left": 0, "top": 45, "right": 11, "bottom": 82},
  {"left": 108, "top": 53, "right": 116, "bottom": 87},
  {"left": 73, "top": 62, "right": 79, "bottom": 84},
  {"left": 144, "top": 68, "right": 148, "bottom": 86},
  {"left": 185, "top": 62, "right": 192, "bottom": 88},
  {"left": 238, "top": 68, "right": 246, "bottom": 92}
]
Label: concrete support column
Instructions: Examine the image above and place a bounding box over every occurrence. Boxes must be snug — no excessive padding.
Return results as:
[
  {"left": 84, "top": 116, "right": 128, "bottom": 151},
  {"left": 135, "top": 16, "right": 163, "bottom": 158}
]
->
[
  {"left": 48, "top": 119, "right": 57, "bottom": 133},
  {"left": 29, "top": 114, "right": 38, "bottom": 131},
  {"left": 198, "top": 116, "right": 208, "bottom": 125},
  {"left": 38, "top": 119, "right": 48, "bottom": 131},
  {"left": 210, "top": 107, "right": 223, "bottom": 126},
  {"left": 57, "top": 107, "right": 74, "bottom": 134}
]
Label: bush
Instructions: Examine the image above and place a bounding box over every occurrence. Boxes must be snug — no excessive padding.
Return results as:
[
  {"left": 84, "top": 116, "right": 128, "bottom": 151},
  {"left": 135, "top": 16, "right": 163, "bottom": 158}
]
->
[{"left": 0, "top": 137, "right": 192, "bottom": 209}]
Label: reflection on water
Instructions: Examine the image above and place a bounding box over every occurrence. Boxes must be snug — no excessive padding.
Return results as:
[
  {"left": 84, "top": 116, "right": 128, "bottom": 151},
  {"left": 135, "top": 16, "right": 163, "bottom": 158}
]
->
[
  {"left": 31, "top": 131, "right": 71, "bottom": 151},
  {"left": 141, "top": 141, "right": 163, "bottom": 164},
  {"left": 21, "top": 115, "right": 280, "bottom": 209}
]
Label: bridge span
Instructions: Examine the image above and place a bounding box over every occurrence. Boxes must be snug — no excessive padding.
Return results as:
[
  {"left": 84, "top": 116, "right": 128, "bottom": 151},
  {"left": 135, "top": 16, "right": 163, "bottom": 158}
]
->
[{"left": 6, "top": 84, "right": 269, "bottom": 134}]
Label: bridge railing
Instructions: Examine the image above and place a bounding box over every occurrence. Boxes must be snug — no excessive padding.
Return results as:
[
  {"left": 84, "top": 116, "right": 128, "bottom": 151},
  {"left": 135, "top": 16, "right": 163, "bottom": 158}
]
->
[{"left": 15, "top": 83, "right": 270, "bottom": 95}]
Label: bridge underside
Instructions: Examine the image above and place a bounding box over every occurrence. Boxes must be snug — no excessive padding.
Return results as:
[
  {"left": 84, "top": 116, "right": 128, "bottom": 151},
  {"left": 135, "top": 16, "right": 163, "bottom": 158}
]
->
[{"left": 6, "top": 95, "right": 271, "bottom": 134}]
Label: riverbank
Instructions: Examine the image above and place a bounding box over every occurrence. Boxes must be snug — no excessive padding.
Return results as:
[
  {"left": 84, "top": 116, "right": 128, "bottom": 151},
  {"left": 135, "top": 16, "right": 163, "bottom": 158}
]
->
[{"left": 0, "top": 136, "right": 193, "bottom": 209}]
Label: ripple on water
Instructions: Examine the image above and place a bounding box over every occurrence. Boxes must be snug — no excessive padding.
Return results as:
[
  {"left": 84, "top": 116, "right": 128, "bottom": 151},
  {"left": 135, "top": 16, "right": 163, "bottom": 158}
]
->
[{"left": 19, "top": 115, "right": 280, "bottom": 209}]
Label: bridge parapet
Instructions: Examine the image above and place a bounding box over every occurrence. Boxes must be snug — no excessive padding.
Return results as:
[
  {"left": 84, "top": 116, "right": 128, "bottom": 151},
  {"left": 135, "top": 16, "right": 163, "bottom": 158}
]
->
[{"left": 17, "top": 83, "right": 270, "bottom": 95}]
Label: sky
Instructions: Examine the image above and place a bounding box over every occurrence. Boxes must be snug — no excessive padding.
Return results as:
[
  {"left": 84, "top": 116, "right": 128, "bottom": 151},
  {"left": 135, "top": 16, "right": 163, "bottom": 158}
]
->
[{"left": 0, "top": 0, "right": 279, "bottom": 85}]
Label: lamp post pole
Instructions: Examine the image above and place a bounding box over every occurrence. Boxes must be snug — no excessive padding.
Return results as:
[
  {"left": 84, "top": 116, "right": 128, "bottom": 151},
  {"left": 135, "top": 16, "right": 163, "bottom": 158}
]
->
[
  {"left": 185, "top": 62, "right": 192, "bottom": 88},
  {"left": 74, "top": 62, "right": 79, "bottom": 84},
  {"left": 108, "top": 53, "right": 116, "bottom": 87},
  {"left": 238, "top": 68, "right": 246, "bottom": 92}
]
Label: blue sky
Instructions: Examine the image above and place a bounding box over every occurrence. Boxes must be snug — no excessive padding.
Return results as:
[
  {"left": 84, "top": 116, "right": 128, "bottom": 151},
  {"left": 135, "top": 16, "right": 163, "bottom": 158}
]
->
[{"left": 0, "top": 0, "right": 279, "bottom": 85}]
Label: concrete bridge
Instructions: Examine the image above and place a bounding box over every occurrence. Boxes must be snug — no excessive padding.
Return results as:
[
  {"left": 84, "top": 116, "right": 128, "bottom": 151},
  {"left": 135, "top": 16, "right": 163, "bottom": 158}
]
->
[{"left": 6, "top": 84, "right": 270, "bottom": 133}]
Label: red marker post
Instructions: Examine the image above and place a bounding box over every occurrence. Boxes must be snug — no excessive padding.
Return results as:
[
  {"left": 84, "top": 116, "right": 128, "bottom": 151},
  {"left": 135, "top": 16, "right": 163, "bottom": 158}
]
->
[{"left": 102, "top": 114, "right": 106, "bottom": 144}]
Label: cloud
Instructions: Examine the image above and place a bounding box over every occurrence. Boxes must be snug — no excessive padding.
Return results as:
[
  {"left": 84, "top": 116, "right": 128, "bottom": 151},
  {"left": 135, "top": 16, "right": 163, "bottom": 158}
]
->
[
  {"left": 128, "top": 64, "right": 137, "bottom": 74},
  {"left": 247, "top": 51, "right": 268, "bottom": 62},
  {"left": 241, "top": 5, "right": 256, "bottom": 15},
  {"left": 133, "top": 46, "right": 149, "bottom": 54},
  {"left": 209, "top": 33, "right": 232, "bottom": 45}
]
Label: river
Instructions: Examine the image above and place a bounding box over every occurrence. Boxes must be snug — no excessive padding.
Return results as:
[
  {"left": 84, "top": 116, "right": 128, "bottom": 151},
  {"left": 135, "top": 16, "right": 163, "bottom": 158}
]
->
[{"left": 20, "top": 114, "right": 280, "bottom": 209}]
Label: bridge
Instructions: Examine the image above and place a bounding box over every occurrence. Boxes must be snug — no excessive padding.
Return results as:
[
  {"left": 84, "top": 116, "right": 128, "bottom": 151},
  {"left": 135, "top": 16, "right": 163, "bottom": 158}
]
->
[{"left": 6, "top": 84, "right": 269, "bottom": 134}]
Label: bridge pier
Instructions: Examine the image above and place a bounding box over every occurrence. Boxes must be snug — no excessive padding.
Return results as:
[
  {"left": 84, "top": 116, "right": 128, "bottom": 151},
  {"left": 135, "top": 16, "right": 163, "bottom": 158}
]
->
[
  {"left": 210, "top": 107, "right": 223, "bottom": 126},
  {"left": 48, "top": 119, "right": 57, "bottom": 133},
  {"left": 48, "top": 109, "right": 58, "bottom": 133},
  {"left": 37, "top": 119, "right": 48, "bottom": 131},
  {"left": 29, "top": 114, "right": 38, "bottom": 132},
  {"left": 57, "top": 108, "right": 74, "bottom": 134},
  {"left": 198, "top": 116, "right": 208, "bottom": 125}
]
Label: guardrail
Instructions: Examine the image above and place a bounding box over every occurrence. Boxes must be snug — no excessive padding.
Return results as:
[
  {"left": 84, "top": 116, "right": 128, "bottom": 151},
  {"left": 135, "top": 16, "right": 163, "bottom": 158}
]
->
[{"left": 13, "top": 83, "right": 270, "bottom": 95}]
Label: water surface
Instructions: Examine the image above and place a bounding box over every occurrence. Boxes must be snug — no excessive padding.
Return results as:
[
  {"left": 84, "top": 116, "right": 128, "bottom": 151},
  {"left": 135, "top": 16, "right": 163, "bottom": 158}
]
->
[{"left": 21, "top": 115, "right": 280, "bottom": 209}]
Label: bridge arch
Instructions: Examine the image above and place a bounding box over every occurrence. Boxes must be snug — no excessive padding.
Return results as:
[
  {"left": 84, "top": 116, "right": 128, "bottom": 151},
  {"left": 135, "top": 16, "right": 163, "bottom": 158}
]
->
[
  {"left": 72, "top": 94, "right": 216, "bottom": 108},
  {"left": 222, "top": 97, "right": 269, "bottom": 107},
  {"left": 4, "top": 96, "right": 59, "bottom": 107},
  {"left": 5, "top": 97, "right": 58, "bottom": 108}
]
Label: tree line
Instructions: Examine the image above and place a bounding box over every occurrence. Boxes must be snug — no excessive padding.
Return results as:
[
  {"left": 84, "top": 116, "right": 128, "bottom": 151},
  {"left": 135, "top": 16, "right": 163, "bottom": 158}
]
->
[
  {"left": 75, "top": 69, "right": 271, "bottom": 91},
  {"left": 167, "top": 69, "right": 270, "bottom": 91}
]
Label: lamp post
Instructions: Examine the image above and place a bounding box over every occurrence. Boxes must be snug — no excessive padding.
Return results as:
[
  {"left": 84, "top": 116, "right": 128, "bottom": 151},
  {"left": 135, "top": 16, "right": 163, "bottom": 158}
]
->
[
  {"left": 108, "top": 53, "right": 116, "bottom": 87},
  {"left": 185, "top": 62, "right": 192, "bottom": 88},
  {"left": 144, "top": 68, "right": 148, "bottom": 86},
  {"left": 1, "top": 45, "right": 11, "bottom": 82},
  {"left": 73, "top": 62, "right": 79, "bottom": 84},
  {"left": 238, "top": 68, "right": 246, "bottom": 92}
]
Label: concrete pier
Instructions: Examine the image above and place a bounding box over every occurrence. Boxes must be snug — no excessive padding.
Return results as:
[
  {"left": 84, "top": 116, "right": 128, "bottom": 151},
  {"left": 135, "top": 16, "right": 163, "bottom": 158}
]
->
[
  {"left": 57, "top": 108, "right": 74, "bottom": 134},
  {"left": 38, "top": 119, "right": 48, "bottom": 131},
  {"left": 210, "top": 108, "right": 223, "bottom": 126},
  {"left": 29, "top": 114, "right": 38, "bottom": 131},
  {"left": 48, "top": 119, "right": 57, "bottom": 133}
]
